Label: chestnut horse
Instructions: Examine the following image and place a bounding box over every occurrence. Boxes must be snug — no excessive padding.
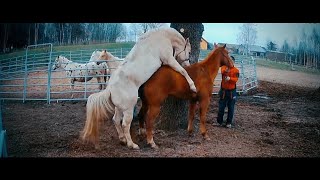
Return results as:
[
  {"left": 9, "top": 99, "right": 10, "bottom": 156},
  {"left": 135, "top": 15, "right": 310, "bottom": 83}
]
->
[{"left": 137, "top": 44, "right": 234, "bottom": 148}]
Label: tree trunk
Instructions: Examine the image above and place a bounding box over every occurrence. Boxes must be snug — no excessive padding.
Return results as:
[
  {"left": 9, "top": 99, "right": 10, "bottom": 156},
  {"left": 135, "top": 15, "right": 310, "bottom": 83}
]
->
[
  {"left": 156, "top": 23, "right": 204, "bottom": 131},
  {"left": 2, "top": 24, "right": 8, "bottom": 53},
  {"left": 34, "top": 23, "right": 38, "bottom": 45},
  {"left": 28, "top": 24, "right": 31, "bottom": 45}
]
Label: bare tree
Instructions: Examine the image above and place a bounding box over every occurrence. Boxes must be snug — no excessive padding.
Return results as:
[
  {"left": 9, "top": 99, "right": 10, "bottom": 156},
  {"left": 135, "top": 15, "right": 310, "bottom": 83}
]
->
[
  {"left": 118, "top": 24, "right": 127, "bottom": 42},
  {"left": 301, "top": 29, "right": 307, "bottom": 66},
  {"left": 148, "top": 23, "right": 166, "bottom": 29},
  {"left": 237, "top": 23, "right": 257, "bottom": 56},
  {"left": 130, "top": 23, "right": 142, "bottom": 42},
  {"left": 1, "top": 23, "right": 9, "bottom": 53},
  {"left": 139, "top": 23, "right": 166, "bottom": 34},
  {"left": 266, "top": 40, "right": 277, "bottom": 51},
  {"left": 140, "top": 23, "right": 149, "bottom": 33},
  {"left": 310, "top": 27, "right": 319, "bottom": 68},
  {"left": 34, "top": 23, "right": 39, "bottom": 45},
  {"left": 155, "top": 23, "right": 204, "bottom": 130},
  {"left": 281, "top": 39, "right": 290, "bottom": 62}
]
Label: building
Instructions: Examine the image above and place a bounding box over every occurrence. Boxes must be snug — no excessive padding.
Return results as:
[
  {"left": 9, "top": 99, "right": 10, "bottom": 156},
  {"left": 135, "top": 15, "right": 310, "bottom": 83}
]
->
[
  {"left": 200, "top": 37, "right": 209, "bottom": 50},
  {"left": 266, "top": 51, "right": 295, "bottom": 62},
  {"left": 218, "top": 43, "right": 239, "bottom": 54},
  {"left": 238, "top": 44, "right": 267, "bottom": 58}
]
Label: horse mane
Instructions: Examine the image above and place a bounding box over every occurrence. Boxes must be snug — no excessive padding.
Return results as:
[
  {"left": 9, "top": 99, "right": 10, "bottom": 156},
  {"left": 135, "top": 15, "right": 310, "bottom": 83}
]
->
[
  {"left": 199, "top": 45, "right": 233, "bottom": 67},
  {"left": 138, "top": 27, "right": 185, "bottom": 43},
  {"left": 57, "top": 55, "right": 66, "bottom": 59},
  {"left": 56, "top": 55, "right": 70, "bottom": 63},
  {"left": 103, "top": 50, "right": 122, "bottom": 61},
  {"left": 199, "top": 48, "right": 217, "bottom": 64}
]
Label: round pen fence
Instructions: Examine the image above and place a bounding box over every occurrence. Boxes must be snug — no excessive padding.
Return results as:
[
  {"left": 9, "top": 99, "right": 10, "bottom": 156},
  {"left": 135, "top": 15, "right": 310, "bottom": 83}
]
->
[{"left": 0, "top": 45, "right": 257, "bottom": 104}]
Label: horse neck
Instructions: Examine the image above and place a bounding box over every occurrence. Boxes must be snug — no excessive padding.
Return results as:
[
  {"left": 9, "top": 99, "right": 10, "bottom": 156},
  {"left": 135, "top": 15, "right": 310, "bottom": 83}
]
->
[
  {"left": 104, "top": 53, "right": 122, "bottom": 69},
  {"left": 171, "top": 36, "right": 185, "bottom": 52},
  {"left": 201, "top": 52, "right": 222, "bottom": 82}
]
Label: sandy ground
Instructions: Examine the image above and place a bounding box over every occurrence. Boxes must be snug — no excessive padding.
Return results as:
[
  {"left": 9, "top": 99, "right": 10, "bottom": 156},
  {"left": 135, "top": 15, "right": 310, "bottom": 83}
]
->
[{"left": 257, "top": 66, "right": 320, "bottom": 88}]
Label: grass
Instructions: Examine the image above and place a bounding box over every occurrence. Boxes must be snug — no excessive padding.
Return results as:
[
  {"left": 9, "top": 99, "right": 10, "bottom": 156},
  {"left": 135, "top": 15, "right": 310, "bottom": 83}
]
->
[{"left": 255, "top": 57, "right": 320, "bottom": 75}]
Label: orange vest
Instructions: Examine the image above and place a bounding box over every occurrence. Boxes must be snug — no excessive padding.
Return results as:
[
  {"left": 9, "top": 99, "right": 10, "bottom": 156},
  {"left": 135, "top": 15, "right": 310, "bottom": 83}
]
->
[{"left": 220, "top": 65, "right": 239, "bottom": 90}]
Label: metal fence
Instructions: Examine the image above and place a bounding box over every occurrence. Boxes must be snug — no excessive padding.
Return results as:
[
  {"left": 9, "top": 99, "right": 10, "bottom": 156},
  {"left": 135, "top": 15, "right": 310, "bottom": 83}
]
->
[
  {"left": 199, "top": 50, "right": 258, "bottom": 95},
  {"left": 0, "top": 46, "right": 258, "bottom": 103},
  {"left": 0, "top": 100, "right": 8, "bottom": 157}
]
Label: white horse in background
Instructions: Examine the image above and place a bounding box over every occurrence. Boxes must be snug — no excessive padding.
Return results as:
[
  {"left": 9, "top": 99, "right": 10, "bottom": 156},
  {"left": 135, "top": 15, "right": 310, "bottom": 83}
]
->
[
  {"left": 97, "top": 50, "right": 124, "bottom": 75},
  {"left": 89, "top": 50, "right": 123, "bottom": 75},
  {"left": 52, "top": 56, "right": 109, "bottom": 98},
  {"left": 82, "top": 27, "right": 196, "bottom": 150}
]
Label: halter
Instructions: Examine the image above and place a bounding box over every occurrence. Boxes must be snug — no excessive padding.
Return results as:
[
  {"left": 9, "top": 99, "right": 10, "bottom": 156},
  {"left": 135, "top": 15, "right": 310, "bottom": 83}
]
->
[
  {"left": 173, "top": 41, "right": 188, "bottom": 62},
  {"left": 220, "top": 50, "right": 234, "bottom": 67}
]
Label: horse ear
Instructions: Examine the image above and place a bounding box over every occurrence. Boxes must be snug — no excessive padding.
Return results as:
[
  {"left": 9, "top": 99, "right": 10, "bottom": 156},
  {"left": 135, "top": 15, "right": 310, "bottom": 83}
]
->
[
  {"left": 214, "top": 43, "right": 218, "bottom": 49},
  {"left": 185, "top": 37, "right": 189, "bottom": 43},
  {"left": 223, "top": 44, "right": 226, "bottom": 48}
]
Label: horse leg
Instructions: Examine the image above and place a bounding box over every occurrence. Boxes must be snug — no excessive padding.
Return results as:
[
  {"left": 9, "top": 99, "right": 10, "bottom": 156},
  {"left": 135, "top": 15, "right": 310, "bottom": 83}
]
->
[
  {"left": 122, "top": 108, "right": 139, "bottom": 150},
  {"left": 97, "top": 77, "right": 102, "bottom": 90},
  {"left": 145, "top": 105, "right": 160, "bottom": 149},
  {"left": 137, "top": 99, "right": 148, "bottom": 137},
  {"left": 70, "top": 79, "right": 75, "bottom": 99},
  {"left": 199, "top": 97, "right": 210, "bottom": 140},
  {"left": 113, "top": 107, "right": 126, "bottom": 145},
  {"left": 103, "top": 73, "right": 107, "bottom": 89},
  {"left": 187, "top": 100, "right": 197, "bottom": 136},
  {"left": 164, "top": 57, "right": 197, "bottom": 93}
]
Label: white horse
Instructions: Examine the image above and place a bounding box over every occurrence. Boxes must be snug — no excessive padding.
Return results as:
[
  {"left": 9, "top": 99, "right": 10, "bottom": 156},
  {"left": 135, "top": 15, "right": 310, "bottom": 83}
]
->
[
  {"left": 89, "top": 50, "right": 112, "bottom": 82},
  {"left": 89, "top": 50, "right": 123, "bottom": 75},
  {"left": 52, "top": 56, "right": 109, "bottom": 98},
  {"left": 97, "top": 50, "right": 124, "bottom": 75},
  {"left": 82, "top": 27, "right": 196, "bottom": 150}
]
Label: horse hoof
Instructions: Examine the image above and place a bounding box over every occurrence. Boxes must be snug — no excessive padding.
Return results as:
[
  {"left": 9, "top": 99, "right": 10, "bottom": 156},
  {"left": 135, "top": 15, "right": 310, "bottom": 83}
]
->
[
  {"left": 147, "top": 142, "right": 158, "bottom": 149},
  {"left": 138, "top": 128, "right": 146, "bottom": 136},
  {"left": 203, "top": 135, "right": 211, "bottom": 141},
  {"left": 94, "top": 144, "right": 101, "bottom": 150},
  {"left": 191, "top": 86, "right": 197, "bottom": 93},
  {"left": 132, "top": 144, "right": 140, "bottom": 150},
  {"left": 151, "top": 144, "right": 159, "bottom": 149}
]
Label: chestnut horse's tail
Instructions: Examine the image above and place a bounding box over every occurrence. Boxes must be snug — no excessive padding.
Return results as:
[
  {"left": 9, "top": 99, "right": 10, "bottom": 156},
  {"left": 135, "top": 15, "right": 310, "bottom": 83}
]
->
[{"left": 81, "top": 88, "right": 115, "bottom": 146}]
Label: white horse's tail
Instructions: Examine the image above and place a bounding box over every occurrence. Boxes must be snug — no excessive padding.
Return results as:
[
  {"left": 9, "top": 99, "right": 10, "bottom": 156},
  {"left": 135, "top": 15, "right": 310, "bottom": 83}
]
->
[{"left": 81, "top": 88, "right": 115, "bottom": 146}]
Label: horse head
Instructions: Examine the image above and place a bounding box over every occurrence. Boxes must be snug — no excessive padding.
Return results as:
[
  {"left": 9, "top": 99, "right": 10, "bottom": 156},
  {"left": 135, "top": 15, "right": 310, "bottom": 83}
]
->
[
  {"left": 52, "top": 56, "right": 63, "bottom": 70},
  {"left": 174, "top": 37, "right": 191, "bottom": 67},
  {"left": 97, "top": 50, "right": 112, "bottom": 65},
  {"left": 213, "top": 43, "right": 234, "bottom": 68}
]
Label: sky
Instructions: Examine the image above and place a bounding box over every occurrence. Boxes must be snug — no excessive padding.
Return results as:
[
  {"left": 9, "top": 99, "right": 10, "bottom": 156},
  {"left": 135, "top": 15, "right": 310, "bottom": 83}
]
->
[
  {"left": 202, "top": 23, "right": 320, "bottom": 47},
  {"left": 125, "top": 23, "right": 320, "bottom": 48}
]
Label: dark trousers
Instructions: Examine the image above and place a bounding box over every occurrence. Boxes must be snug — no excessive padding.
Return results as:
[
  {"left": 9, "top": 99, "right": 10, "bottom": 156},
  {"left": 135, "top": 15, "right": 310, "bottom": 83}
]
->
[{"left": 217, "top": 89, "right": 237, "bottom": 125}]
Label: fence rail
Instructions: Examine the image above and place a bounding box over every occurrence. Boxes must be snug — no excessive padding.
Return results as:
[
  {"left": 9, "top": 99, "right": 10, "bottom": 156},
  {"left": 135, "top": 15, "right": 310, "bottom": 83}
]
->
[
  {"left": 0, "top": 46, "right": 258, "bottom": 103},
  {"left": 0, "top": 100, "right": 8, "bottom": 157}
]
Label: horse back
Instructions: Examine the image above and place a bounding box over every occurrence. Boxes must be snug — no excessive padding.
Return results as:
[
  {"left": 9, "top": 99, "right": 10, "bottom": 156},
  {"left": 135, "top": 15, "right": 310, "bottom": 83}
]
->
[{"left": 143, "top": 65, "right": 194, "bottom": 100}]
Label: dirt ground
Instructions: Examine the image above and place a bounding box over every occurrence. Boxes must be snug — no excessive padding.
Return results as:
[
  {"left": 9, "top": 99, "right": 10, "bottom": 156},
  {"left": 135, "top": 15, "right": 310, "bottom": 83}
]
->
[{"left": 2, "top": 67, "right": 320, "bottom": 157}]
